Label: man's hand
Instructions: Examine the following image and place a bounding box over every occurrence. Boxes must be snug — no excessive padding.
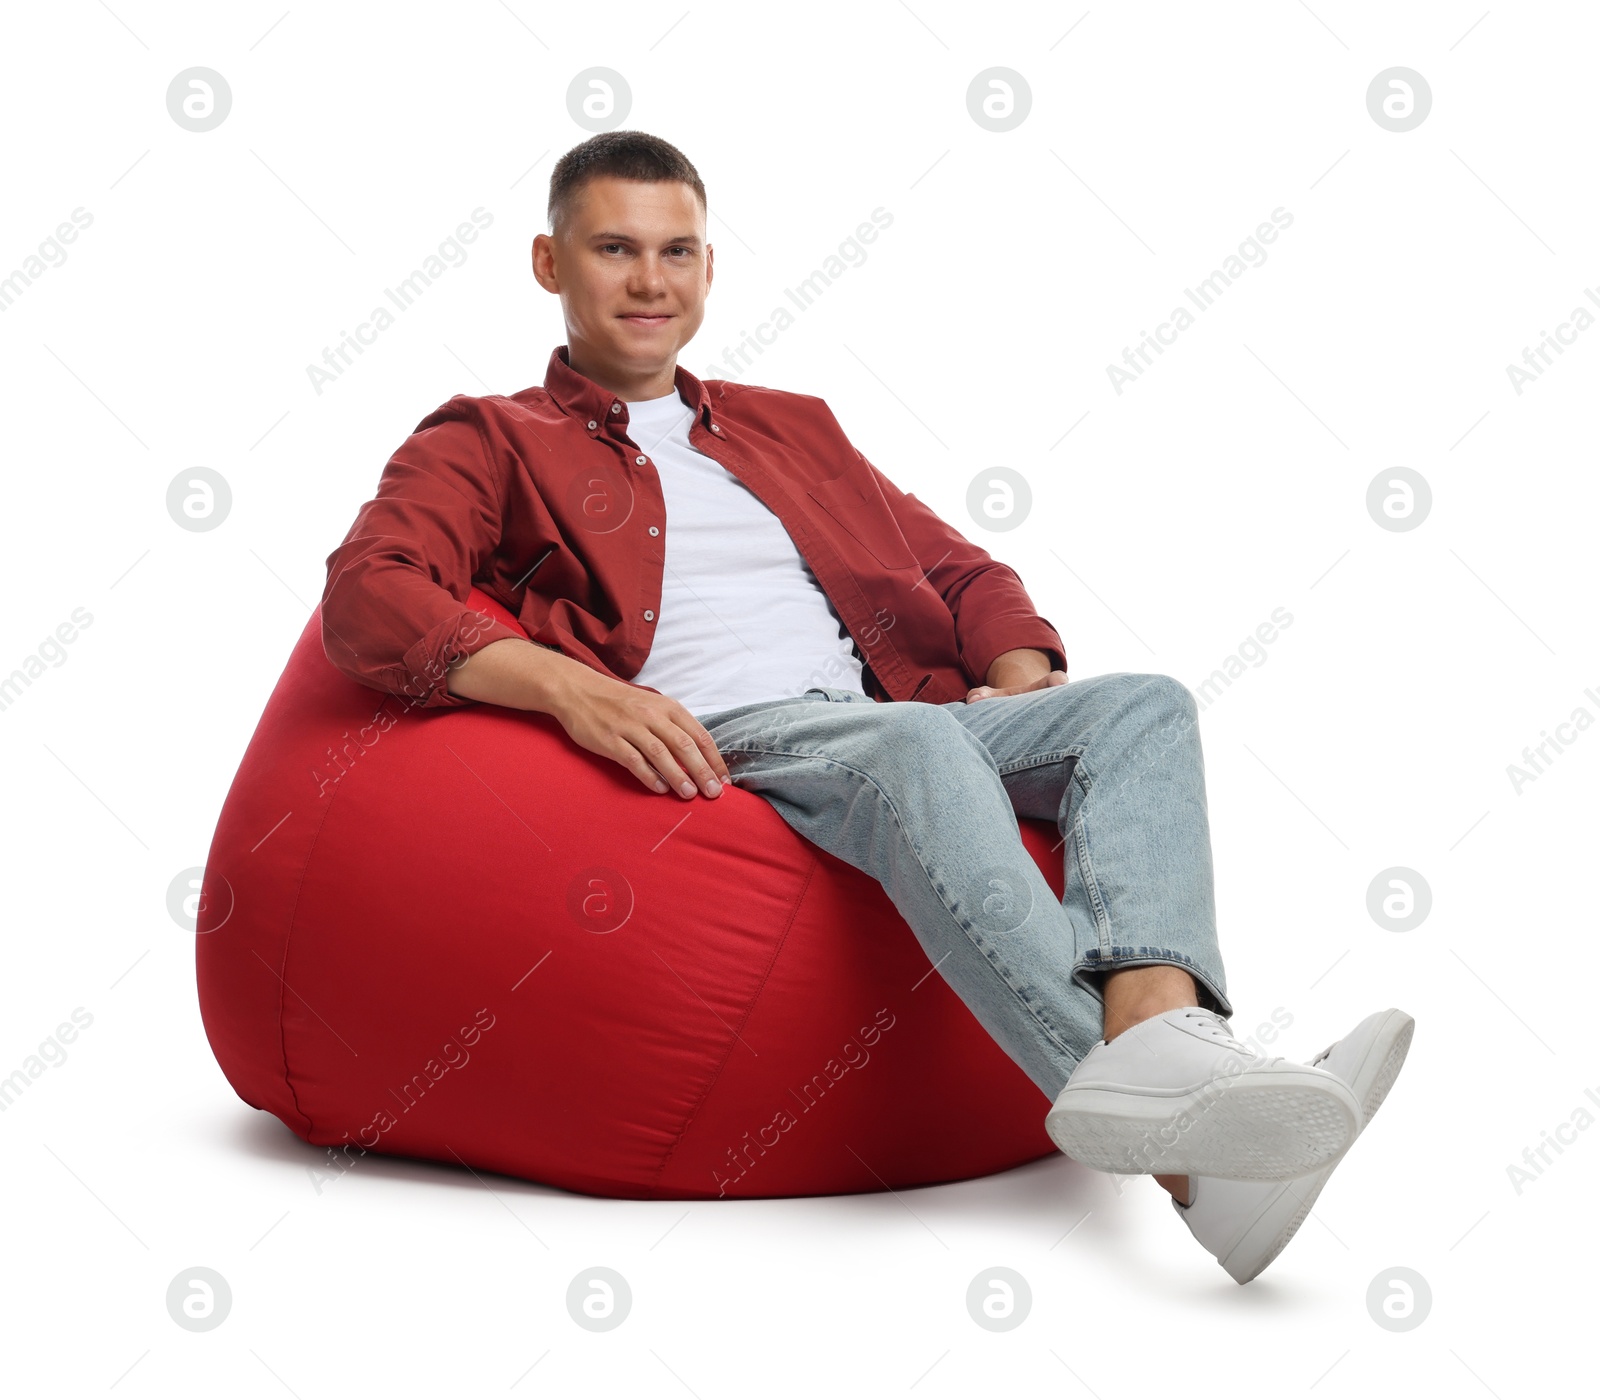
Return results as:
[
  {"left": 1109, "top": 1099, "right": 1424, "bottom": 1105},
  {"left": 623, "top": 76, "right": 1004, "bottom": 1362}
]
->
[
  {"left": 965, "top": 647, "right": 1068, "bottom": 703},
  {"left": 548, "top": 666, "right": 732, "bottom": 799}
]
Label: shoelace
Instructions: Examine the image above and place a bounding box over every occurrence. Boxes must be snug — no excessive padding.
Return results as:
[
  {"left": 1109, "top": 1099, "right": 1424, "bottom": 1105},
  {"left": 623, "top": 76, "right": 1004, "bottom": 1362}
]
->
[{"left": 1177, "top": 1008, "right": 1287, "bottom": 1069}]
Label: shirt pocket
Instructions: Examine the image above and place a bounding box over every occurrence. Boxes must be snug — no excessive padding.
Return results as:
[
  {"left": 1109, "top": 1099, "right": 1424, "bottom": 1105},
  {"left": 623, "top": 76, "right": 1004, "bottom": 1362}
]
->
[{"left": 807, "top": 469, "right": 917, "bottom": 570}]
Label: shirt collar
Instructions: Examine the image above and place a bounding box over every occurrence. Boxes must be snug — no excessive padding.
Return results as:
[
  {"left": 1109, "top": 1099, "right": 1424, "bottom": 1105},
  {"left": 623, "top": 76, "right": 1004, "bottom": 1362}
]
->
[{"left": 544, "top": 344, "right": 715, "bottom": 434}]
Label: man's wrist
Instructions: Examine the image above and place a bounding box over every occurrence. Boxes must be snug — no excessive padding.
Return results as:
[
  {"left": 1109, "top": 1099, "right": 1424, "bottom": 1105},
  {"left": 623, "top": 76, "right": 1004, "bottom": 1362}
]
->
[
  {"left": 447, "top": 636, "right": 591, "bottom": 717},
  {"left": 984, "top": 647, "right": 1055, "bottom": 689}
]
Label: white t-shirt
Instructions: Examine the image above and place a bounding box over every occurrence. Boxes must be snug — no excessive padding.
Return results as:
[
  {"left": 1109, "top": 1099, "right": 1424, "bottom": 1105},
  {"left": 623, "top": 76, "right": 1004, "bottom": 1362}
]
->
[{"left": 623, "top": 388, "right": 865, "bottom": 716}]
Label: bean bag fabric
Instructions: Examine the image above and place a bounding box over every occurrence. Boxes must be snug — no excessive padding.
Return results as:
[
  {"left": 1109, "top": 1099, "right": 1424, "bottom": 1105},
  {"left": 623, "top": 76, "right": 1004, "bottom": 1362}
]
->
[{"left": 197, "top": 588, "right": 1062, "bottom": 1199}]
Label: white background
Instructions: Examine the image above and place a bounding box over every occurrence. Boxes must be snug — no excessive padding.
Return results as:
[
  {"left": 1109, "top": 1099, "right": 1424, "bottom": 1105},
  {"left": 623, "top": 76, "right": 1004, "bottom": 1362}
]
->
[{"left": 2, "top": 1, "right": 1594, "bottom": 1395}]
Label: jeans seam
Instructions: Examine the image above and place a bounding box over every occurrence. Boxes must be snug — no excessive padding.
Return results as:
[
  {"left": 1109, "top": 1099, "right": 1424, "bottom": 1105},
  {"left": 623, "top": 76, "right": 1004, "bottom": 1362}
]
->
[
  {"left": 994, "top": 746, "right": 1075, "bottom": 776},
  {"left": 725, "top": 740, "right": 1084, "bottom": 1067},
  {"left": 1064, "top": 756, "right": 1113, "bottom": 955}
]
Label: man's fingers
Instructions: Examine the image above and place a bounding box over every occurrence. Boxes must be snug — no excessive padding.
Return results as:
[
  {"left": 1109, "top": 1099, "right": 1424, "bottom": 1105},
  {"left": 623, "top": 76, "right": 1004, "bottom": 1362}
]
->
[
  {"left": 662, "top": 707, "right": 730, "bottom": 789},
  {"left": 615, "top": 741, "right": 672, "bottom": 793},
  {"left": 633, "top": 728, "right": 697, "bottom": 797},
  {"left": 686, "top": 718, "right": 732, "bottom": 785},
  {"left": 646, "top": 719, "right": 725, "bottom": 798},
  {"left": 970, "top": 671, "right": 1070, "bottom": 702}
]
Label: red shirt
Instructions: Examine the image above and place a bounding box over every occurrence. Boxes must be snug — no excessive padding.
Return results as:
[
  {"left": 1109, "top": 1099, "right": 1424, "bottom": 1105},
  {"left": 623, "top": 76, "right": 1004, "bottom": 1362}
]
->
[{"left": 321, "top": 345, "right": 1067, "bottom": 710}]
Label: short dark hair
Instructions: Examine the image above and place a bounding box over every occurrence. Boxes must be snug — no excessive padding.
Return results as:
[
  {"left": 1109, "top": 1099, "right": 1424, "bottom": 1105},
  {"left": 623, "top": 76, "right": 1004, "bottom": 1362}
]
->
[{"left": 547, "top": 131, "right": 707, "bottom": 238}]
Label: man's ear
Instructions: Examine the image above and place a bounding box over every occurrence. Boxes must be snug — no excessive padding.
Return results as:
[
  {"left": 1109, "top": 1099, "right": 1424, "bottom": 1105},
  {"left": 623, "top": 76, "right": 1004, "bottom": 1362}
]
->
[{"left": 530, "top": 233, "right": 555, "bottom": 293}]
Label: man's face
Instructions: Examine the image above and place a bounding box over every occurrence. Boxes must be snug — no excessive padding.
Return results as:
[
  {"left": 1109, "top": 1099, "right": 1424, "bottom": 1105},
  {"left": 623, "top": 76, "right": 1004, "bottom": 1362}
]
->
[{"left": 533, "top": 176, "right": 712, "bottom": 386}]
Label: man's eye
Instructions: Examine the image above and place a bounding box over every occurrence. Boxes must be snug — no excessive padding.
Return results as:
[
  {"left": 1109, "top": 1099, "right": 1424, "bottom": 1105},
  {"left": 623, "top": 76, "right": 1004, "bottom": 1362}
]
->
[{"left": 599, "top": 244, "right": 691, "bottom": 256}]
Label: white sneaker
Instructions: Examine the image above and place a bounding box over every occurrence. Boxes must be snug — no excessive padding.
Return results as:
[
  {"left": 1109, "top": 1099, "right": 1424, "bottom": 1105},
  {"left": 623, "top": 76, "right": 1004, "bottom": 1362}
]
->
[
  {"left": 1044, "top": 1006, "right": 1362, "bottom": 1180},
  {"left": 1172, "top": 1007, "right": 1415, "bottom": 1284}
]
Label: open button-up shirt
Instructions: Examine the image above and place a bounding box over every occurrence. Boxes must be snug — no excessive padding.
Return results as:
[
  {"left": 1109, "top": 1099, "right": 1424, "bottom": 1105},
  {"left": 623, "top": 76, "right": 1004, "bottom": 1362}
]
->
[{"left": 320, "top": 345, "right": 1067, "bottom": 710}]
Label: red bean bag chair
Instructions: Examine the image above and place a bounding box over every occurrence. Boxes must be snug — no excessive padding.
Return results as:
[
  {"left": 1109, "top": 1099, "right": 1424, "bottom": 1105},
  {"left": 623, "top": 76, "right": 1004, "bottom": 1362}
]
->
[{"left": 197, "top": 588, "right": 1063, "bottom": 1199}]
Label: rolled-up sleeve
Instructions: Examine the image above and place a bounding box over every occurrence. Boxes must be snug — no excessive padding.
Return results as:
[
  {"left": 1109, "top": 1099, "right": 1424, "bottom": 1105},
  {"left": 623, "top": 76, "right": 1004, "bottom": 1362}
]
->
[
  {"left": 859, "top": 449, "right": 1068, "bottom": 685},
  {"left": 321, "top": 411, "right": 528, "bottom": 709}
]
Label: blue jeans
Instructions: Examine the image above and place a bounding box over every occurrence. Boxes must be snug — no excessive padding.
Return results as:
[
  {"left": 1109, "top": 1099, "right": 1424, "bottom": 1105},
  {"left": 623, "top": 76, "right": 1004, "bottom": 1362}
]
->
[{"left": 691, "top": 673, "right": 1231, "bottom": 1102}]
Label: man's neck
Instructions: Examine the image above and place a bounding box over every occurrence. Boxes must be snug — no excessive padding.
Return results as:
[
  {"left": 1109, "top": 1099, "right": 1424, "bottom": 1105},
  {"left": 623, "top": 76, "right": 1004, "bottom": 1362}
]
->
[{"left": 567, "top": 344, "right": 677, "bottom": 404}]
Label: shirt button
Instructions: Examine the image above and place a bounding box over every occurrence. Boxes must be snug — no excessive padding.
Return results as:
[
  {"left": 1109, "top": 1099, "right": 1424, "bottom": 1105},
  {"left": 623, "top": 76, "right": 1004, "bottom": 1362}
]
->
[
  {"left": 643, "top": 609, "right": 655, "bottom": 621},
  {"left": 635, "top": 455, "right": 647, "bottom": 465},
  {"left": 712, "top": 423, "right": 722, "bottom": 433},
  {"left": 611, "top": 403, "right": 622, "bottom": 413},
  {"left": 587, "top": 420, "right": 598, "bottom": 430},
  {"left": 648, "top": 526, "right": 659, "bottom": 536}
]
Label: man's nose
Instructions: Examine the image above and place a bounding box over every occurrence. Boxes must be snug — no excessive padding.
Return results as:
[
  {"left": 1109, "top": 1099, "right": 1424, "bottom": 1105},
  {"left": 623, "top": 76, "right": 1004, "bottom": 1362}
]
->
[{"left": 628, "top": 256, "right": 668, "bottom": 293}]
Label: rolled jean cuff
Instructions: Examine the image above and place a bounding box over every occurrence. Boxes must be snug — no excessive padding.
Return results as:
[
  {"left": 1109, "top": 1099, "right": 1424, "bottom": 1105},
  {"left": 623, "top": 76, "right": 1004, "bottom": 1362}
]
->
[{"left": 1073, "top": 946, "right": 1234, "bottom": 1020}]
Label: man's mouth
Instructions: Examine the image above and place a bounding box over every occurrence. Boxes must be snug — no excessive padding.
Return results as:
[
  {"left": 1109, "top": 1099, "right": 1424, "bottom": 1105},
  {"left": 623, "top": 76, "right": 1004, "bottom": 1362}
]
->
[{"left": 619, "top": 313, "right": 673, "bottom": 326}]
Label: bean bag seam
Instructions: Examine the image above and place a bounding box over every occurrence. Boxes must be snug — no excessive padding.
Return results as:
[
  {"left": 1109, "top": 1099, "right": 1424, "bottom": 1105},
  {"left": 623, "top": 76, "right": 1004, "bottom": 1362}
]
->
[
  {"left": 651, "top": 843, "right": 822, "bottom": 1191},
  {"left": 272, "top": 779, "right": 347, "bottom": 1140}
]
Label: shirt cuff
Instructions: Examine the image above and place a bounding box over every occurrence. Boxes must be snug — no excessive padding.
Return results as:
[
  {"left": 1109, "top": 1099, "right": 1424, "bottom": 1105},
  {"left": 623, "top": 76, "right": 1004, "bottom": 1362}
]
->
[
  {"left": 959, "top": 617, "right": 1068, "bottom": 688},
  {"left": 396, "top": 608, "right": 529, "bottom": 709}
]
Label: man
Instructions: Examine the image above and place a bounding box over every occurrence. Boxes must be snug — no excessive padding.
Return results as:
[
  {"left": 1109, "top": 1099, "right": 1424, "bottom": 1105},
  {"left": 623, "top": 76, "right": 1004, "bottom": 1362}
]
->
[{"left": 320, "top": 130, "right": 1412, "bottom": 1283}]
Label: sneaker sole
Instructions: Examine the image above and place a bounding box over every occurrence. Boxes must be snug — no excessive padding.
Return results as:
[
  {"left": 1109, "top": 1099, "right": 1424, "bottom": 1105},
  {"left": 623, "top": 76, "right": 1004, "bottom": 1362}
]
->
[
  {"left": 1214, "top": 1009, "right": 1415, "bottom": 1283},
  {"left": 1045, "top": 1069, "right": 1361, "bottom": 1181}
]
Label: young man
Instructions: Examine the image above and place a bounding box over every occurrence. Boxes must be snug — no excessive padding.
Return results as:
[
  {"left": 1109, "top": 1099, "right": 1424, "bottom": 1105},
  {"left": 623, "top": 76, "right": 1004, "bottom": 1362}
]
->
[{"left": 320, "top": 130, "right": 1412, "bottom": 1283}]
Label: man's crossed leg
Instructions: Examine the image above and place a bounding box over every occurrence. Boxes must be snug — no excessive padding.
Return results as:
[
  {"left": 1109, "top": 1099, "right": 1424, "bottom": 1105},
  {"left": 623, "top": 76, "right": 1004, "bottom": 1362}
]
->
[{"left": 693, "top": 672, "right": 1412, "bottom": 1283}]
